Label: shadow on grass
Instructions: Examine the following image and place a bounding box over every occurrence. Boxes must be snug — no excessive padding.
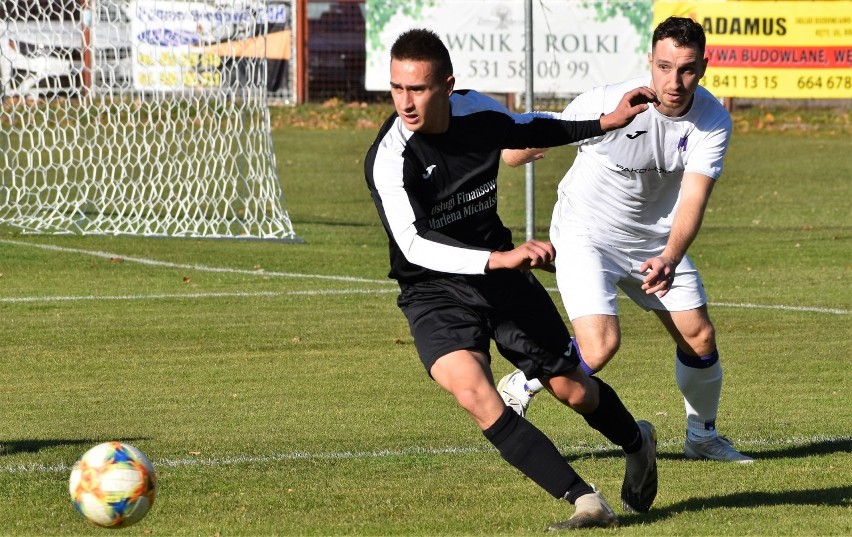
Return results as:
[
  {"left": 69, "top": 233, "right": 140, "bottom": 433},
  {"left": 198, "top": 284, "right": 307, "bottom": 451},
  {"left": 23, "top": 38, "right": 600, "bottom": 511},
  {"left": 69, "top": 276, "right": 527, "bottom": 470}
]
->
[
  {"left": 564, "top": 437, "right": 851, "bottom": 463},
  {"left": 0, "top": 438, "right": 151, "bottom": 456},
  {"left": 620, "top": 485, "right": 852, "bottom": 525},
  {"left": 744, "top": 437, "right": 852, "bottom": 459},
  {"left": 296, "top": 218, "right": 376, "bottom": 228},
  {"left": 559, "top": 438, "right": 851, "bottom": 525}
]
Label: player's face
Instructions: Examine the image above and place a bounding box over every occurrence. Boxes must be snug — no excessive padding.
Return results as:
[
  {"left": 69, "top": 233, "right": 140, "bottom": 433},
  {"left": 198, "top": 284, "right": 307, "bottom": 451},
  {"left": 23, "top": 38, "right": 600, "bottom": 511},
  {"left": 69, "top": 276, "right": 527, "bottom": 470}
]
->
[
  {"left": 648, "top": 38, "right": 708, "bottom": 117},
  {"left": 390, "top": 58, "right": 455, "bottom": 134}
]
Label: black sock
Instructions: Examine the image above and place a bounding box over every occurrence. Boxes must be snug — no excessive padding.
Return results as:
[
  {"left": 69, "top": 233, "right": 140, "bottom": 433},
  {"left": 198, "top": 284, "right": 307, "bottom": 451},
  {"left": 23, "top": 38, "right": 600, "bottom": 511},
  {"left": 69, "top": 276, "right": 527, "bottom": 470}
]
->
[
  {"left": 483, "top": 406, "right": 592, "bottom": 500},
  {"left": 581, "top": 377, "right": 642, "bottom": 454}
]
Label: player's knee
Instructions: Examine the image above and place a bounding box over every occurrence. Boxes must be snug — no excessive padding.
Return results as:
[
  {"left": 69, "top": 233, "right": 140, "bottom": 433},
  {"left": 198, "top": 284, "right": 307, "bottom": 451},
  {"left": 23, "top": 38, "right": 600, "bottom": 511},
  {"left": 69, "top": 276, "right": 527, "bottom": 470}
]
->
[
  {"left": 566, "top": 388, "right": 599, "bottom": 413},
  {"left": 451, "top": 386, "right": 489, "bottom": 415},
  {"left": 567, "top": 392, "right": 598, "bottom": 413},
  {"left": 549, "top": 377, "right": 599, "bottom": 413},
  {"left": 702, "top": 323, "right": 716, "bottom": 348},
  {"left": 685, "top": 321, "right": 716, "bottom": 354},
  {"left": 579, "top": 340, "right": 619, "bottom": 371}
]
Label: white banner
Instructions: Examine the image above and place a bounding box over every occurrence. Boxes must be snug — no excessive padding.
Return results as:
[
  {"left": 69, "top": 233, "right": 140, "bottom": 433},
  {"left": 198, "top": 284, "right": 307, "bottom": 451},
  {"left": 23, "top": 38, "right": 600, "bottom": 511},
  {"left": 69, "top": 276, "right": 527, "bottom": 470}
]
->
[
  {"left": 127, "top": 1, "right": 288, "bottom": 92},
  {"left": 365, "top": 0, "right": 652, "bottom": 95}
]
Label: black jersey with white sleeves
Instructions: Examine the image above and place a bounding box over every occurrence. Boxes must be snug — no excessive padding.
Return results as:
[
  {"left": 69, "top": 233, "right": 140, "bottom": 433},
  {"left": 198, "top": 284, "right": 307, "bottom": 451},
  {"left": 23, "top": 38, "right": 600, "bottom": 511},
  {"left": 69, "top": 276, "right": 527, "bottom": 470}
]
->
[{"left": 365, "top": 89, "right": 604, "bottom": 283}]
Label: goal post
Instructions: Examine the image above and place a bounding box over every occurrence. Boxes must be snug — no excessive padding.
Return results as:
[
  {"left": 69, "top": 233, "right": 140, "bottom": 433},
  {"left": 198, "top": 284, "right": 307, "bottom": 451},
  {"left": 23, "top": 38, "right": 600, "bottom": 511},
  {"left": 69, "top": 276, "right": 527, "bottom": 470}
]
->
[{"left": 0, "top": 0, "right": 300, "bottom": 241}]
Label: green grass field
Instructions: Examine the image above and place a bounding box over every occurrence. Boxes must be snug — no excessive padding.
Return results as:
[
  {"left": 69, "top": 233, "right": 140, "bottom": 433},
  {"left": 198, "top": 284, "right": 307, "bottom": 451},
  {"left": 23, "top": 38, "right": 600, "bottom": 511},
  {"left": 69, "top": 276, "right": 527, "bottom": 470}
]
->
[{"left": 0, "top": 104, "right": 850, "bottom": 535}]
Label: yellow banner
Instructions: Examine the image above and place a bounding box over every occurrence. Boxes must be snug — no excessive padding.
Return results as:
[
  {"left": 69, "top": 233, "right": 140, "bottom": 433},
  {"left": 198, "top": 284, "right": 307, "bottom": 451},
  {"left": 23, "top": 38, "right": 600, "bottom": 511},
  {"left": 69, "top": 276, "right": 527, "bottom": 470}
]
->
[
  {"left": 703, "top": 68, "right": 851, "bottom": 98},
  {"left": 654, "top": 1, "right": 852, "bottom": 98}
]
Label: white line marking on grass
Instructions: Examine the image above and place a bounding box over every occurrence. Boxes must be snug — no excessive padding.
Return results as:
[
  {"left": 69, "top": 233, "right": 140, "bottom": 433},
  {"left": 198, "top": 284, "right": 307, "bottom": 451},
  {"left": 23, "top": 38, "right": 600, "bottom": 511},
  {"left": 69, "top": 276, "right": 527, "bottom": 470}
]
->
[
  {"left": 158, "top": 446, "right": 490, "bottom": 469},
  {"left": 0, "top": 447, "right": 489, "bottom": 474},
  {"left": 0, "top": 289, "right": 398, "bottom": 304},
  {"left": 0, "top": 239, "right": 393, "bottom": 285},
  {"left": 2, "top": 239, "right": 846, "bottom": 315},
  {"left": 2, "top": 435, "right": 848, "bottom": 474},
  {"left": 707, "top": 301, "right": 849, "bottom": 316},
  {"left": 542, "top": 287, "right": 849, "bottom": 315},
  {"left": 2, "top": 288, "right": 846, "bottom": 315}
]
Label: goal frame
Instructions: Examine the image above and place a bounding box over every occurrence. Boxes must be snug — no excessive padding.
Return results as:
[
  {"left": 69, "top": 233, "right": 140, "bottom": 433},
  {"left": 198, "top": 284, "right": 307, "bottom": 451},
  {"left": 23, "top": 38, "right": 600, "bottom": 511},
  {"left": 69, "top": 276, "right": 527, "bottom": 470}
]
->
[{"left": 0, "top": 0, "right": 301, "bottom": 242}]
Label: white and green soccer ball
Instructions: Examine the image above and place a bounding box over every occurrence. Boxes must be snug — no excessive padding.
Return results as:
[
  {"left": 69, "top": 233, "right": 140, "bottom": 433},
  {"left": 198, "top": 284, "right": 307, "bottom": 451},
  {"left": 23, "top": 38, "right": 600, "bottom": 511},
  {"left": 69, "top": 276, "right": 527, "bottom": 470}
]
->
[{"left": 68, "top": 442, "right": 157, "bottom": 528}]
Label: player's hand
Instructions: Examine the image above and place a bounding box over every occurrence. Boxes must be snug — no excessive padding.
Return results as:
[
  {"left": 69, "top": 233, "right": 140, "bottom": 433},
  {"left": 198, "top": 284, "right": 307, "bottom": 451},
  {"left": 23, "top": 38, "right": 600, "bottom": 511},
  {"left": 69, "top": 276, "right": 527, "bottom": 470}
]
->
[
  {"left": 487, "top": 240, "right": 556, "bottom": 272},
  {"left": 640, "top": 256, "right": 676, "bottom": 297},
  {"left": 599, "top": 86, "right": 658, "bottom": 131}
]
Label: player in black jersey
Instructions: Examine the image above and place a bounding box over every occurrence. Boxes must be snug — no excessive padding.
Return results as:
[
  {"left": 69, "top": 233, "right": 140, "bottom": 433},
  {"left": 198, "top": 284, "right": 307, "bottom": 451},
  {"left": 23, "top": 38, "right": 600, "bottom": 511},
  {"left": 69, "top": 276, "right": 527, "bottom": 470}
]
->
[{"left": 364, "top": 29, "right": 659, "bottom": 530}]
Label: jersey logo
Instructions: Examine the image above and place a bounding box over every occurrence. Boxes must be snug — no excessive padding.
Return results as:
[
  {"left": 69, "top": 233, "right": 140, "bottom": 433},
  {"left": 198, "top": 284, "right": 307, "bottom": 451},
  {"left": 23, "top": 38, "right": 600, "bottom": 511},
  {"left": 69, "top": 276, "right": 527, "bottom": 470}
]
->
[
  {"left": 677, "top": 135, "right": 689, "bottom": 152},
  {"left": 422, "top": 165, "right": 437, "bottom": 179},
  {"left": 626, "top": 130, "right": 648, "bottom": 140}
]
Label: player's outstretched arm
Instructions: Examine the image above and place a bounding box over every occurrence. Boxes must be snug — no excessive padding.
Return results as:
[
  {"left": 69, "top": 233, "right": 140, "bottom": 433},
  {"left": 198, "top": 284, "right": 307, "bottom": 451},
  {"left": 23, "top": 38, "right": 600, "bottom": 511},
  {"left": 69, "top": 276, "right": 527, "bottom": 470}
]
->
[
  {"left": 599, "top": 86, "right": 658, "bottom": 131},
  {"left": 501, "top": 147, "right": 548, "bottom": 167},
  {"left": 486, "top": 239, "right": 556, "bottom": 272},
  {"left": 641, "top": 173, "right": 715, "bottom": 297}
]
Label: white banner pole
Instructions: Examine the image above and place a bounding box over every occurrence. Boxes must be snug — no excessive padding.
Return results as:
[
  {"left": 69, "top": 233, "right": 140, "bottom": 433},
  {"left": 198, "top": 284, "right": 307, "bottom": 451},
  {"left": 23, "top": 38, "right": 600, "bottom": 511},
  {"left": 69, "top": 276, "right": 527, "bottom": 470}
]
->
[{"left": 524, "top": 0, "right": 535, "bottom": 241}]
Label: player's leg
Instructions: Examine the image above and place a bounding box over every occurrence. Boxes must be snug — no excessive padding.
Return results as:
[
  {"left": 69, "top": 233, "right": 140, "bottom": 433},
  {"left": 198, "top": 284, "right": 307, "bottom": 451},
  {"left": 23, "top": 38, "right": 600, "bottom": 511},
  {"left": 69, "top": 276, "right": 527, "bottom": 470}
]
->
[
  {"left": 430, "top": 350, "right": 616, "bottom": 528},
  {"left": 620, "top": 250, "right": 753, "bottom": 463},
  {"left": 497, "top": 317, "right": 619, "bottom": 415},
  {"left": 544, "top": 370, "right": 658, "bottom": 514},
  {"left": 557, "top": 237, "right": 626, "bottom": 375},
  {"left": 497, "top": 237, "right": 626, "bottom": 413},
  {"left": 429, "top": 349, "right": 505, "bottom": 428},
  {"left": 655, "top": 305, "right": 721, "bottom": 439},
  {"left": 496, "top": 330, "right": 610, "bottom": 415},
  {"left": 490, "top": 271, "right": 657, "bottom": 514},
  {"left": 401, "top": 276, "right": 616, "bottom": 528},
  {"left": 655, "top": 307, "right": 753, "bottom": 463},
  {"left": 570, "top": 314, "right": 621, "bottom": 373}
]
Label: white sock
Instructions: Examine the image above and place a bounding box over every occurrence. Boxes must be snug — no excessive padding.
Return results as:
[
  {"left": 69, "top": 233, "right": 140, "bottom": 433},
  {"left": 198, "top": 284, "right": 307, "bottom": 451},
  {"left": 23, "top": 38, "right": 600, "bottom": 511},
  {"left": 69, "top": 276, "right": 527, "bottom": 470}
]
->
[
  {"left": 526, "top": 376, "right": 544, "bottom": 393},
  {"left": 675, "top": 353, "right": 722, "bottom": 441}
]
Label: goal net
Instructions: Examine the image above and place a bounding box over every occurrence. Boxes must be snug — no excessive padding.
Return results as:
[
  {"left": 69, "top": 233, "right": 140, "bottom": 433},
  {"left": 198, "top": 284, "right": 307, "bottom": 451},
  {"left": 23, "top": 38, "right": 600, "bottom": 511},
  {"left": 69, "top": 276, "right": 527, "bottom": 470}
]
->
[{"left": 0, "top": 0, "right": 299, "bottom": 241}]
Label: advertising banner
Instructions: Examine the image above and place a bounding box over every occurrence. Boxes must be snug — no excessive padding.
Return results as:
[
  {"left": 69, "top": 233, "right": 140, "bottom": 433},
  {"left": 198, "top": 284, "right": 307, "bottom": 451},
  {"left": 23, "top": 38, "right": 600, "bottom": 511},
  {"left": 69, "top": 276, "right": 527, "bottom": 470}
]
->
[
  {"left": 127, "top": 1, "right": 289, "bottom": 92},
  {"left": 654, "top": 1, "right": 852, "bottom": 98},
  {"left": 365, "top": 0, "right": 653, "bottom": 95}
]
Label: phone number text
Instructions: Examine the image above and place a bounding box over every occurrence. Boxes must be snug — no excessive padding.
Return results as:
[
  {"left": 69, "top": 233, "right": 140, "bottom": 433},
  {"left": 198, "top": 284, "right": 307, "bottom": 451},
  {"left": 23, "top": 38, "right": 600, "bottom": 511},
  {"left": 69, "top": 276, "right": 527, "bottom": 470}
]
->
[
  {"left": 705, "top": 74, "right": 852, "bottom": 91},
  {"left": 467, "top": 59, "right": 589, "bottom": 80}
]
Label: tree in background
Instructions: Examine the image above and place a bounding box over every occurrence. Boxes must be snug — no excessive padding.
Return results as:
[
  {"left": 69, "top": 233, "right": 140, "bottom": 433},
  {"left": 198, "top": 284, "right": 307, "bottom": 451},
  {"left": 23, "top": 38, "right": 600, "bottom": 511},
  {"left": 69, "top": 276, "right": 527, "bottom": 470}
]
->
[{"left": 365, "top": 0, "right": 436, "bottom": 54}]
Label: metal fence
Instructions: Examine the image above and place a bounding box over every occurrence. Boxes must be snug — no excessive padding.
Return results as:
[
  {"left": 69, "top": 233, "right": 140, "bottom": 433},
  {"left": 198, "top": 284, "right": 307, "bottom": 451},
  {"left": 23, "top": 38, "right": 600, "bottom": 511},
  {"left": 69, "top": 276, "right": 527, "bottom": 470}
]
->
[
  {"left": 3, "top": 1, "right": 847, "bottom": 107},
  {"left": 303, "top": 0, "right": 369, "bottom": 101},
  {"left": 0, "top": 0, "right": 375, "bottom": 105}
]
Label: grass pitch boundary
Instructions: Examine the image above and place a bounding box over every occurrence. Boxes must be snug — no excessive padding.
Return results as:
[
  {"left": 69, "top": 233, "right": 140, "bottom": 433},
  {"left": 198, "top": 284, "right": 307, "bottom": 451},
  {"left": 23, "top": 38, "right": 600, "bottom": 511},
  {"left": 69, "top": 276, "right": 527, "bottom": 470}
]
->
[
  {"left": 0, "top": 289, "right": 399, "bottom": 304},
  {"left": 1, "top": 238, "right": 848, "bottom": 316},
  {"left": 1, "top": 288, "right": 847, "bottom": 316},
  {"left": 0, "top": 238, "right": 394, "bottom": 285},
  {"left": 2, "top": 434, "right": 848, "bottom": 475}
]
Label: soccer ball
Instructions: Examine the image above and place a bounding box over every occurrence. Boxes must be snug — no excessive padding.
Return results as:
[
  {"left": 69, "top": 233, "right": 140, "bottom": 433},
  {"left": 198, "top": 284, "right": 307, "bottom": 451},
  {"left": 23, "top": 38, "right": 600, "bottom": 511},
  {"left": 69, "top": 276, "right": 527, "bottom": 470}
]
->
[{"left": 68, "top": 442, "right": 157, "bottom": 528}]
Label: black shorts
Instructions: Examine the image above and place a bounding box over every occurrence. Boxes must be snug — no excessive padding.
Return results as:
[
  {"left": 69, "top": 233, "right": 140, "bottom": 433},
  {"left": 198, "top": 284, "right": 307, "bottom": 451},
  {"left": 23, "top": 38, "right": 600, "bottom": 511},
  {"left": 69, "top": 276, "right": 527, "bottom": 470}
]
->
[{"left": 397, "top": 270, "right": 579, "bottom": 380}]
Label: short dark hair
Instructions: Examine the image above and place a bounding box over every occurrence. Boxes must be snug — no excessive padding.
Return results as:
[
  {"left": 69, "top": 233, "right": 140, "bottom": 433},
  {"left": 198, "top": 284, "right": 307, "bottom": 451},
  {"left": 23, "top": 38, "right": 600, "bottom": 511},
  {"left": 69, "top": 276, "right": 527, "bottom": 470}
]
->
[
  {"left": 390, "top": 28, "right": 454, "bottom": 79},
  {"left": 652, "top": 16, "right": 706, "bottom": 57}
]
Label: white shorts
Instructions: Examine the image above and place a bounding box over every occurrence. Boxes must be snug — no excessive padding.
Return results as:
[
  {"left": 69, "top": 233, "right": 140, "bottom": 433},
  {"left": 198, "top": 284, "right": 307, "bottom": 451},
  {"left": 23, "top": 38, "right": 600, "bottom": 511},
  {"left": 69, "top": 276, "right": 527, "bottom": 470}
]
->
[{"left": 552, "top": 233, "right": 708, "bottom": 321}]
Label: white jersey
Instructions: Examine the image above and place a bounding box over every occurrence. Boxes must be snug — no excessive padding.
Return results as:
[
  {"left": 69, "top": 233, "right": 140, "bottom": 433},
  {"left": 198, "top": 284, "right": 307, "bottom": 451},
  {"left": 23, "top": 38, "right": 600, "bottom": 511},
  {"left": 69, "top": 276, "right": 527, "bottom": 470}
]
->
[{"left": 554, "top": 76, "right": 732, "bottom": 250}]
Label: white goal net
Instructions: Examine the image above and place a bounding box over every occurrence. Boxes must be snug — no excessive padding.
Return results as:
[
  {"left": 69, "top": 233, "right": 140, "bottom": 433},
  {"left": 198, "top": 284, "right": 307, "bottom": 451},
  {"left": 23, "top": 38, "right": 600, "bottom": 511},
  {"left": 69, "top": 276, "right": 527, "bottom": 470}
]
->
[{"left": 0, "top": 0, "right": 299, "bottom": 241}]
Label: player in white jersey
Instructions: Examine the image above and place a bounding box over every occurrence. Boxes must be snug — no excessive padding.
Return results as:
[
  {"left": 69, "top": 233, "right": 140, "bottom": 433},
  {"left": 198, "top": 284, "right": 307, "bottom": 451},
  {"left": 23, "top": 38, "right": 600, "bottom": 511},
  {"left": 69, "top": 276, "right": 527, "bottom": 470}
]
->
[{"left": 499, "top": 16, "right": 753, "bottom": 463}]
